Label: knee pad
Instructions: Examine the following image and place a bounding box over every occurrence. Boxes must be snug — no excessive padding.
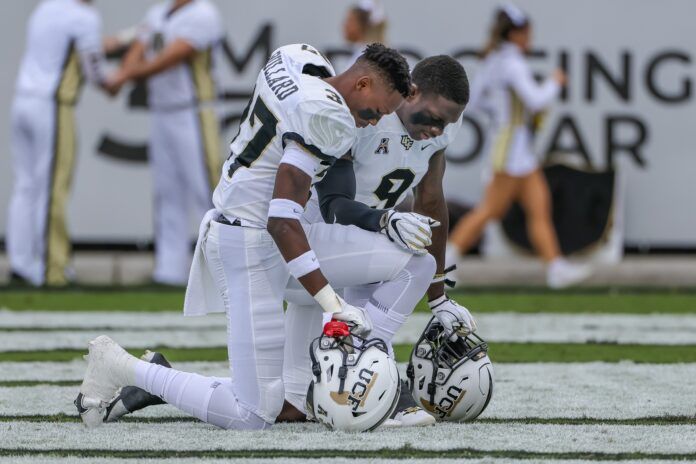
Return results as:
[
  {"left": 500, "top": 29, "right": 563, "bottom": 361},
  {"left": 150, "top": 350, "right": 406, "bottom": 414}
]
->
[{"left": 406, "top": 252, "right": 437, "bottom": 283}]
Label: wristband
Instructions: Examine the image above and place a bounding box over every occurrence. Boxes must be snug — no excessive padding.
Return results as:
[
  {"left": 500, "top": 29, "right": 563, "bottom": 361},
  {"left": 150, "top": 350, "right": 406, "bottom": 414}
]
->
[
  {"left": 313, "top": 284, "right": 342, "bottom": 314},
  {"left": 287, "top": 250, "right": 320, "bottom": 279},
  {"left": 268, "top": 198, "right": 304, "bottom": 220}
]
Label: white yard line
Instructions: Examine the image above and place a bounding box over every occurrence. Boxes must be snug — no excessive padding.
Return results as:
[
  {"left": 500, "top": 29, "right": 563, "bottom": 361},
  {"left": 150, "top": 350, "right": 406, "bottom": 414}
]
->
[
  {"left": 1, "top": 363, "right": 694, "bottom": 419},
  {"left": 0, "top": 309, "right": 224, "bottom": 329},
  {"left": 2, "top": 311, "right": 696, "bottom": 349},
  {"left": 0, "top": 459, "right": 684, "bottom": 464},
  {"left": 0, "top": 422, "right": 694, "bottom": 454}
]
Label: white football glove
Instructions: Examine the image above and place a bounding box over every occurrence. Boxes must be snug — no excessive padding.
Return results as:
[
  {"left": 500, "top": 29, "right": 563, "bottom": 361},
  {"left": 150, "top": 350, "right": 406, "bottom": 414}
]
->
[
  {"left": 331, "top": 295, "right": 373, "bottom": 336},
  {"left": 428, "top": 294, "right": 477, "bottom": 338},
  {"left": 380, "top": 210, "right": 440, "bottom": 255}
]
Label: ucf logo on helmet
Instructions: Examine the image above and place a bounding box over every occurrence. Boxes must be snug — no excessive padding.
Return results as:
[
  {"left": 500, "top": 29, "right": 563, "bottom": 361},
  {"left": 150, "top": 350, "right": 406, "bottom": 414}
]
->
[
  {"left": 330, "top": 368, "right": 378, "bottom": 411},
  {"left": 420, "top": 385, "right": 467, "bottom": 419}
]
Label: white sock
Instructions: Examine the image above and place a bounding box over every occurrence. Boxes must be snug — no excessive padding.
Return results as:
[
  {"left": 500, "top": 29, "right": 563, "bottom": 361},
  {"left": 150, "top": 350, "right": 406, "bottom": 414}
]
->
[{"left": 134, "top": 361, "right": 218, "bottom": 422}]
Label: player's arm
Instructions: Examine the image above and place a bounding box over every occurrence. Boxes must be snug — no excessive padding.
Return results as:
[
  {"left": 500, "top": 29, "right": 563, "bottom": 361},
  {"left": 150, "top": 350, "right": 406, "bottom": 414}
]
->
[
  {"left": 121, "top": 39, "right": 196, "bottom": 81},
  {"left": 267, "top": 142, "right": 371, "bottom": 333},
  {"left": 413, "top": 149, "right": 477, "bottom": 336},
  {"left": 316, "top": 155, "right": 438, "bottom": 253},
  {"left": 507, "top": 59, "right": 561, "bottom": 113},
  {"left": 75, "top": 14, "right": 109, "bottom": 93},
  {"left": 412, "top": 150, "right": 449, "bottom": 299},
  {"left": 120, "top": 39, "right": 147, "bottom": 71},
  {"left": 315, "top": 154, "right": 385, "bottom": 232}
]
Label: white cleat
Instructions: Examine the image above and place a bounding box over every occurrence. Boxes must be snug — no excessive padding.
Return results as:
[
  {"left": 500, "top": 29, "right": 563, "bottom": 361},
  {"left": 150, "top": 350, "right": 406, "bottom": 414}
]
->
[
  {"left": 381, "top": 380, "right": 436, "bottom": 428},
  {"left": 390, "top": 406, "right": 437, "bottom": 427},
  {"left": 74, "top": 335, "right": 137, "bottom": 428},
  {"left": 547, "top": 259, "right": 592, "bottom": 289}
]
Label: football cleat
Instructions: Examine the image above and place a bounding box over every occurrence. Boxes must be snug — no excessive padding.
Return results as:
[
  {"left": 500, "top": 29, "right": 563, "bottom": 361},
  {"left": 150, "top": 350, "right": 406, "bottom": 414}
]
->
[
  {"left": 103, "top": 351, "right": 171, "bottom": 422},
  {"left": 381, "top": 380, "right": 436, "bottom": 428},
  {"left": 75, "top": 335, "right": 137, "bottom": 428}
]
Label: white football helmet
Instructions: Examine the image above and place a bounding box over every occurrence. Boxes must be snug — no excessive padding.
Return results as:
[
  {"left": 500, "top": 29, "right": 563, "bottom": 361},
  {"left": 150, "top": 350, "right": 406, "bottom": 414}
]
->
[
  {"left": 407, "top": 317, "right": 493, "bottom": 422},
  {"left": 306, "top": 321, "right": 401, "bottom": 432}
]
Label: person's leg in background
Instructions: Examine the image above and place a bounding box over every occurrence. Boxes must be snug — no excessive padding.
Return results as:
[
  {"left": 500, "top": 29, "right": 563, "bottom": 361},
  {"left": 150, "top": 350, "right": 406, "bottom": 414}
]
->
[
  {"left": 519, "top": 169, "right": 591, "bottom": 288},
  {"left": 149, "top": 109, "right": 190, "bottom": 285},
  {"left": 448, "top": 173, "right": 522, "bottom": 257}
]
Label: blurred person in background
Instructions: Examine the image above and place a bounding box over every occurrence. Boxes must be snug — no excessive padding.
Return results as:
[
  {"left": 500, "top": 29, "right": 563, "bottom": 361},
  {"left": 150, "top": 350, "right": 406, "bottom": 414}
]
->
[
  {"left": 342, "top": 0, "right": 388, "bottom": 70},
  {"left": 7, "top": 0, "right": 113, "bottom": 287},
  {"left": 448, "top": 3, "right": 591, "bottom": 289},
  {"left": 106, "top": 0, "right": 224, "bottom": 286}
]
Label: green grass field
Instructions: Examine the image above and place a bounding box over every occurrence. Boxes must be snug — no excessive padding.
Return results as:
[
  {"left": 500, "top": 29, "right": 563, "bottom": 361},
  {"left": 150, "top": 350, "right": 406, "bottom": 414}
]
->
[
  {"left": 2, "top": 287, "right": 695, "bottom": 313},
  {"left": 1, "top": 286, "right": 695, "bottom": 462}
]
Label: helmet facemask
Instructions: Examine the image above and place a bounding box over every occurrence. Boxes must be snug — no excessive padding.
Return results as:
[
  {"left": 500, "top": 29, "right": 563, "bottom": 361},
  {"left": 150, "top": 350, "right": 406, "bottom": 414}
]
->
[{"left": 408, "top": 317, "right": 494, "bottom": 422}]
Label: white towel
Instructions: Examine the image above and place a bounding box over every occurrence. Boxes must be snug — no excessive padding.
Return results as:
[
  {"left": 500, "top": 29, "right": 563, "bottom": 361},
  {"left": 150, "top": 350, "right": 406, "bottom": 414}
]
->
[{"left": 183, "top": 209, "right": 226, "bottom": 316}]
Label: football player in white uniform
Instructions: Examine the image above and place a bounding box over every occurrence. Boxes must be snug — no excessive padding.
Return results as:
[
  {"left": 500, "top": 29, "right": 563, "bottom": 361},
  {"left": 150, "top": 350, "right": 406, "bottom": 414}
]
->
[
  {"left": 7, "top": 0, "right": 110, "bottom": 286},
  {"left": 106, "top": 0, "right": 224, "bottom": 285},
  {"left": 76, "top": 43, "right": 429, "bottom": 431},
  {"left": 280, "top": 55, "right": 475, "bottom": 426}
]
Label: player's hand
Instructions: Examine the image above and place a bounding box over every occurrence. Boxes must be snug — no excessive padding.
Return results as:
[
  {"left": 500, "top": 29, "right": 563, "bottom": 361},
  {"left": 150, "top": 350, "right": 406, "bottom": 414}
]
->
[
  {"left": 380, "top": 210, "right": 440, "bottom": 255},
  {"left": 103, "top": 71, "right": 127, "bottom": 97},
  {"left": 331, "top": 296, "right": 372, "bottom": 336},
  {"left": 428, "top": 294, "right": 477, "bottom": 338}
]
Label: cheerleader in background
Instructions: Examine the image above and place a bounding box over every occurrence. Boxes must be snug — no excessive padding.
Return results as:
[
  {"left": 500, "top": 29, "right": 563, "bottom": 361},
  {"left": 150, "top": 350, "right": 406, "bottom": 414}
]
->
[{"left": 448, "top": 3, "right": 591, "bottom": 289}]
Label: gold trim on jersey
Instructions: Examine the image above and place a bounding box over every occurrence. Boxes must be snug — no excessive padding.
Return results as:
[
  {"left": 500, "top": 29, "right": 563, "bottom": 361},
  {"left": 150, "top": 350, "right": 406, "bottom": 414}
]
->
[
  {"left": 55, "top": 40, "right": 84, "bottom": 106},
  {"left": 189, "top": 47, "right": 215, "bottom": 103},
  {"left": 45, "top": 104, "right": 76, "bottom": 286},
  {"left": 492, "top": 88, "right": 525, "bottom": 173},
  {"left": 197, "top": 107, "right": 221, "bottom": 191}
]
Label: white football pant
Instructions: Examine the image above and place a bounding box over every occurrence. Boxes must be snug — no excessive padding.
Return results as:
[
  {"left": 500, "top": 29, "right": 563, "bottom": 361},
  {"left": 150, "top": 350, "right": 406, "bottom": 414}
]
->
[
  {"left": 149, "top": 106, "right": 220, "bottom": 285},
  {"left": 283, "top": 250, "right": 435, "bottom": 413},
  {"left": 133, "top": 220, "right": 433, "bottom": 429},
  {"left": 7, "top": 96, "right": 76, "bottom": 286}
]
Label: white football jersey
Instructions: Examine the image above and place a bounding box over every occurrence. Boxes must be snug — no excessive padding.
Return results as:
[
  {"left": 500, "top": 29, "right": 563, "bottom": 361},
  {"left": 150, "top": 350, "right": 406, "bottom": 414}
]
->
[
  {"left": 15, "top": 0, "right": 104, "bottom": 104},
  {"left": 213, "top": 44, "right": 357, "bottom": 228},
  {"left": 139, "top": 0, "right": 224, "bottom": 109},
  {"left": 351, "top": 113, "right": 462, "bottom": 209},
  {"left": 303, "top": 112, "right": 461, "bottom": 223}
]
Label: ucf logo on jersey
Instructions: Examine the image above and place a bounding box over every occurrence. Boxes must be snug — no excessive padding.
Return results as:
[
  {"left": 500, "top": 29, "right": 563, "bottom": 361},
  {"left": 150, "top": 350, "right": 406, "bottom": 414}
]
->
[
  {"left": 330, "top": 368, "right": 378, "bottom": 411},
  {"left": 375, "top": 138, "right": 390, "bottom": 155},
  {"left": 401, "top": 135, "right": 414, "bottom": 150}
]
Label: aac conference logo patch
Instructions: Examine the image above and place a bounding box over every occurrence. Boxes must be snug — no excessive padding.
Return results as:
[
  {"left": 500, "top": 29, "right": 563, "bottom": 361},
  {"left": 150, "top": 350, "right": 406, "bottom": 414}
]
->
[{"left": 375, "top": 138, "right": 390, "bottom": 154}]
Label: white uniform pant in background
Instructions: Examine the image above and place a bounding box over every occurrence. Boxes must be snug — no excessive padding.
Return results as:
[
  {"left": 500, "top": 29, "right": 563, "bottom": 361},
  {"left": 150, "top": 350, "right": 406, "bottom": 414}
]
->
[
  {"left": 6, "top": 95, "right": 75, "bottom": 286},
  {"left": 149, "top": 106, "right": 220, "bottom": 285},
  {"left": 283, "top": 224, "right": 436, "bottom": 412}
]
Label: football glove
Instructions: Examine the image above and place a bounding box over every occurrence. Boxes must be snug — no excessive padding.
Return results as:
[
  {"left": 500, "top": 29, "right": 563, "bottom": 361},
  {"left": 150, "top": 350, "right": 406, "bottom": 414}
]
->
[
  {"left": 380, "top": 210, "right": 440, "bottom": 255},
  {"left": 331, "top": 295, "right": 373, "bottom": 336},
  {"left": 428, "top": 294, "right": 477, "bottom": 338}
]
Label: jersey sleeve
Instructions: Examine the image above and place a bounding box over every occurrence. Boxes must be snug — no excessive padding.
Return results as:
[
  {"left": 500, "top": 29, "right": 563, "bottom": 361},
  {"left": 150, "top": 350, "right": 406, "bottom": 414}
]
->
[
  {"left": 505, "top": 57, "right": 560, "bottom": 113},
  {"left": 174, "top": 4, "right": 223, "bottom": 50},
  {"left": 136, "top": 5, "right": 160, "bottom": 45},
  {"left": 74, "top": 10, "right": 105, "bottom": 86},
  {"left": 282, "top": 98, "right": 356, "bottom": 162}
]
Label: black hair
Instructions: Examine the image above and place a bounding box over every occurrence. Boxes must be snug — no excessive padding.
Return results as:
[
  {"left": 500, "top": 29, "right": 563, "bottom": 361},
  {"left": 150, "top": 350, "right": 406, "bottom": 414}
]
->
[
  {"left": 357, "top": 43, "right": 411, "bottom": 98},
  {"left": 412, "top": 55, "right": 469, "bottom": 105}
]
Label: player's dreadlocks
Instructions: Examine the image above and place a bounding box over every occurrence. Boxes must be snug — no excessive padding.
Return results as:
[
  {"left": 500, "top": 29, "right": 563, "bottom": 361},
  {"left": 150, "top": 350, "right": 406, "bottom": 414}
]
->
[
  {"left": 358, "top": 43, "right": 411, "bottom": 98},
  {"left": 412, "top": 55, "right": 469, "bottom": 106}
]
